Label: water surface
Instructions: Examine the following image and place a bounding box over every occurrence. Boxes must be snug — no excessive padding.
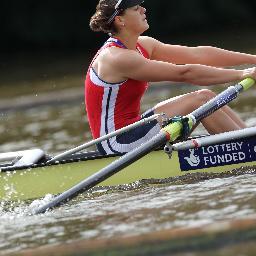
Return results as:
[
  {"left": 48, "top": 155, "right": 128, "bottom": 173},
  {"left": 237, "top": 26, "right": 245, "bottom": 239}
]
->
[{"left": 0, "top": 54, "right": 256, "bottom": 255}]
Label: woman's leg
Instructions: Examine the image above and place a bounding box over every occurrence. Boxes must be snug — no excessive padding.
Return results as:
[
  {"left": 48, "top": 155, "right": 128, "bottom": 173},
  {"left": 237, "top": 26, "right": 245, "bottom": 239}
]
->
[
  {"left": 153, "top": 89, "right": 246, "bottom": 134},
  {"left": 220, "top": 105, "right": 246, "bottom": 128}
]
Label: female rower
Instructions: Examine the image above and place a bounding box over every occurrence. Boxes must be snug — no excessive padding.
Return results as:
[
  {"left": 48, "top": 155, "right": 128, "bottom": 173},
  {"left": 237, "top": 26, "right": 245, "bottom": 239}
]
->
[{"left": 85, "top": 0, "right": 256, "bottom": 155}]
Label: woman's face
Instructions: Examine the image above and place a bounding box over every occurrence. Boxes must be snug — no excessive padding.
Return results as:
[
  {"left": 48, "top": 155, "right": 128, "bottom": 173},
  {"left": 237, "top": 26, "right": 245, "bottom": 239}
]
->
[{"left": 121, "top": 5, "right": 149, "bottom": 34}]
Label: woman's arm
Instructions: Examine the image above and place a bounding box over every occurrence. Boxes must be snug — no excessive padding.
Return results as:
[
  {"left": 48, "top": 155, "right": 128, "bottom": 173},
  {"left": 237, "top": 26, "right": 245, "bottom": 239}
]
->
[
  {"left": 111, "top": 48, "right": 256, "bottom": 86},
  {"left": 188, "top": 46, "right": 256, "bottom": 67},
  {"left": 139, "top": 36, "right": 256, "bottom": 67}
]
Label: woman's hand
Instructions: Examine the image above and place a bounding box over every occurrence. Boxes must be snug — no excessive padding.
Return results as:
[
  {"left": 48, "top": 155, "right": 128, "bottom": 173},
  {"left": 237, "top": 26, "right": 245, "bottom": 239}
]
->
[{"left": 242, "top": 67, "right": 256, "bottom": 80}]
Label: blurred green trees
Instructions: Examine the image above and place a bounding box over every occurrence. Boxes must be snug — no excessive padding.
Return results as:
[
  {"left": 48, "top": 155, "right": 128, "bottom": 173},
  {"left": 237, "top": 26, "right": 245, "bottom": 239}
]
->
[{"left": 1, "top": 0, "right": 255, "bottom": 52}]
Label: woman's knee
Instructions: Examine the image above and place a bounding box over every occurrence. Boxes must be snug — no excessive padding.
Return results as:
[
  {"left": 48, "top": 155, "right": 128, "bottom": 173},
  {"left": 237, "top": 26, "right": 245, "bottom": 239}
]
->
[
  {"left": 194, "top": 89, "right": 216, "bottom": 106},
  {"left": 154, "top": 89, "right": 217, "bottom": 116}
]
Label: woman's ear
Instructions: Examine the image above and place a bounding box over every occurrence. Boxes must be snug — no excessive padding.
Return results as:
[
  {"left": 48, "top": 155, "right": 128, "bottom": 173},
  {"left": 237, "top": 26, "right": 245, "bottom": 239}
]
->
[{"left": 114, "top": 16, "right": 125, "bottom": 28}]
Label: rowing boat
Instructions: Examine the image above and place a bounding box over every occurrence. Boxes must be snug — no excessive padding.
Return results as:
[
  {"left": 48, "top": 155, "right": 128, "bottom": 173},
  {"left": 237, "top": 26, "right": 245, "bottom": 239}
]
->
[
  {"left": 1, "top": 127, "right": 256, "bottom": 202},
  {"left": 1, "top": 78, "right": 256, "bottom": 205}
]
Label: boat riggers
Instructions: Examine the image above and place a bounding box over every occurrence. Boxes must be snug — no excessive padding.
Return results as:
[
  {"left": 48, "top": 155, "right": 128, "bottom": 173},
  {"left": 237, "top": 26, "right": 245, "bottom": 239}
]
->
[
  {"left": 47, "top": 113, "right": 165, "bottom": 164},
  {"left": 1, "top": 114, "right": 164, "bottom": 169},
  {"left": 172, "top": 127, "right": 256, "bottom": 151}
]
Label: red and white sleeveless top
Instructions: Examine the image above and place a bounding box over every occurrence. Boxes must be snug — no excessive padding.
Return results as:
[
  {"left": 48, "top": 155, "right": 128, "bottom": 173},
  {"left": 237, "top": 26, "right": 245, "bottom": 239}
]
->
[{"left": 85, "top": 37, "right": 149, "bottom": 139}]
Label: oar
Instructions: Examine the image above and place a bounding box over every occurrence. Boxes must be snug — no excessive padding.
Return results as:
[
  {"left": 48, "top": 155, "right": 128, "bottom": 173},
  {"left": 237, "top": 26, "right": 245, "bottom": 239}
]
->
[
  {"left": 34, "top": 78, "right": 255, "bottom": 214},
  {"left": 47, "top": 113, "right": 163, "bottom": 164}
]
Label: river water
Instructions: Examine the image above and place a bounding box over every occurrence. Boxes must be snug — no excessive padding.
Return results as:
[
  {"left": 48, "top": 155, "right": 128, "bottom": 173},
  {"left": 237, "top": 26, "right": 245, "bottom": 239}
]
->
[{"left": 0, "top": 55, "right": 256, "bottom": 255}]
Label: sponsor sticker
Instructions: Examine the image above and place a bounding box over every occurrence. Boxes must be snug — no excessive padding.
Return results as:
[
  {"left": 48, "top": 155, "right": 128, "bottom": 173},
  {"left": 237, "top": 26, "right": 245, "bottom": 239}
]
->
[{"left": 178, "top": 137, "right": 256, "bottom": 171}]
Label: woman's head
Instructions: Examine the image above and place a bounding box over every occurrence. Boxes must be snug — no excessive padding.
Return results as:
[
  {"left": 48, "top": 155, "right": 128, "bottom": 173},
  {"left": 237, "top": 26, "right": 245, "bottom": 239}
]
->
[{"left": 90, "top": 0, "right": 145, "bottom": 34}]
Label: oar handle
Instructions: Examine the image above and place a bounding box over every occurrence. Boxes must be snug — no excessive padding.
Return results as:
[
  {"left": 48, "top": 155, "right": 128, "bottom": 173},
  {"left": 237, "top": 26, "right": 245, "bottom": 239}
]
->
[{"left": 240, "top": 77, "right": 255, "bottom": 91}]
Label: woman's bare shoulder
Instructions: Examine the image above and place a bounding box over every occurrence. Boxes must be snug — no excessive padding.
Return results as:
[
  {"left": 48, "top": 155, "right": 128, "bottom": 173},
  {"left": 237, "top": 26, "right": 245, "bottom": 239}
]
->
[
  {"left": 138, "top": 36, "right": 157, "bottom": 44},
  {"left": 138, "top": 36, "right": 157, "bottom": 56},
  {"left": 96, "top": 46, "right": 140, "bottom": 72},
  {"left": 138, "top": 36, "right": 163, "bottom": 58}
]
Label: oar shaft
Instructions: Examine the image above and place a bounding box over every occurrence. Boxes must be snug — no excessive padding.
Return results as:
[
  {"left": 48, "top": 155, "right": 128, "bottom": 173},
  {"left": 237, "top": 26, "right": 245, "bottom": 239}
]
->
[
  {"left": 161, "top": 78, "right": 255, "bottom": 142},
  {"left": 34, "top": 132, "right": 167, "bottom": 214},
  {"left": 191, "top": 78, "right": 255, "bottom": 121}
]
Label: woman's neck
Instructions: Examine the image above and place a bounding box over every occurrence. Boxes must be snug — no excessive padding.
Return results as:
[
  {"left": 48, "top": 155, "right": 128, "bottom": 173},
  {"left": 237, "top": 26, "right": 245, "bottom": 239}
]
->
[{"left": 113, "top": 33, "right": 139, "bottom": 50}]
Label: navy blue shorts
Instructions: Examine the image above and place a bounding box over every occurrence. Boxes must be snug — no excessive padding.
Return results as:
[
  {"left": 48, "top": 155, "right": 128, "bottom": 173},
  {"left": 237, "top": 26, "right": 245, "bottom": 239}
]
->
[{"left": 97, "top": 109, "right": 161, "bottom": 155}]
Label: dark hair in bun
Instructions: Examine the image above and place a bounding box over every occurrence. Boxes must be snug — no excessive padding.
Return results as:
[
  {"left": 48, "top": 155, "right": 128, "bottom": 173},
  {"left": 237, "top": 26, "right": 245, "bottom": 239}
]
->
[{"left": 90, "top": 0, "right": 119, "bottom": 34}]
